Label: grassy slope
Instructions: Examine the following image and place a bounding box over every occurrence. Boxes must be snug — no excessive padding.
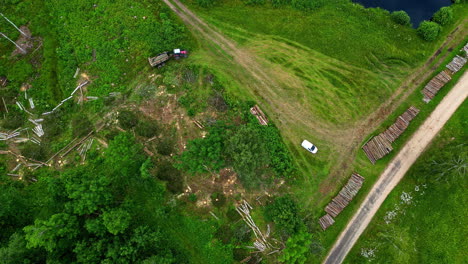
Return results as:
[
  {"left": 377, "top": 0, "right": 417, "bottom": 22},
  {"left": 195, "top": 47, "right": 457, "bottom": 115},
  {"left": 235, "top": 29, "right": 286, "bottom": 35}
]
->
[{"left": 344, "top": 99, "right": 467, "bottom": 263}]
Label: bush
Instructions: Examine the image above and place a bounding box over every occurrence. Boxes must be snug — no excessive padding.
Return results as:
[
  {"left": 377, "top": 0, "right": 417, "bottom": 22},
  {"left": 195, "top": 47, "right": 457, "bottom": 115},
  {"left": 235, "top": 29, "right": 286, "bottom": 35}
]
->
[
  {"left": 157, "top": 137, "right": 175, "bottom": 156},
  {"left": 118, "top": 110, "right": 138, "bottom": 129},
  {"left": 432, "top": 7, "right": 453, "bottom": 26},
  {"left": 188, "top": 193, "right": 197, "bottom": 202},
  {"left": 2, "top": 108, "right": 25, "bottom": 129},
  {"left": 157, "top": 161, "right": 184, "bottom": 194},
  {"left": 417, "top": 21, "right": 441, "bottom": 41},
  {"left": 72, "top": 114, "right": 93, "bottom": 137},
  {"left": 291, "top": 0, "right": 324, "bottom": 10},
  {"left": 197, "top": 0, "right": 216, "bottom": 7},
  {"left": 391, "top": 11, "right": 411, "bottom": 26},
  {"left": 264, "top": 196, "right": 302, "bottom": 236},
  {"left": 136, "top": 121, "right": 159, "bottom": 138},
  {"left": 210, "top": 192, "right": 226, "bottom": 208}
]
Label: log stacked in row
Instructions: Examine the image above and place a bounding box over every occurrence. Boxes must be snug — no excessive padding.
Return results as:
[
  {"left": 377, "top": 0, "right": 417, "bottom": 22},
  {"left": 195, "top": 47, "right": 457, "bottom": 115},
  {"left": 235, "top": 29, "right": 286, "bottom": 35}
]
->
[
  {"left": 250, "top": 105, "right": 269, "bottom": 125},
  {"left": 362, "top": 134, "right": 393, "bottom": 164},
  {"left": 421, "top": 70, "right": 452, "bottom": 102},
  {"left": 380, "top": 106, "right": 420, "bottom": 143},
  {"left": 463, "top": 43, "right": 468, "bottom": 55},
  {"left": 319, "top": 214, "right": 335, "bottom": 230},
  {"left": 324, "top": 173, "right": 365, "bottom": 218},
  {"left": 362, "top": 106, "right": 419, "bottom": 164},
  {"left": 446, "top": 55, "right": 467, "bottom": 73}
]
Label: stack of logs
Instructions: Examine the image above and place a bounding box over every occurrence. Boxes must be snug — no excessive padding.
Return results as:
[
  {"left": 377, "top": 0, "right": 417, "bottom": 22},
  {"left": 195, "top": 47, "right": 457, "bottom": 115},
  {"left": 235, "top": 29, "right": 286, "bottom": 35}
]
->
[
  {"left": 319, "top": 173, "right": 365, "bottom": 230},
  {"left": 421, "top": 70, "right": 452, "bottom": 102},
  {"left": 446, "top": 55, "right": 467, "bottom": 73},
  {"left": 362, "top": 106, "right": 419, "bottom": 164},
  {"left": 380, "top": 106, "right": 420, "bottom": 143},
  {"left": 250, "top": 105, "right": 269, "bottom": 125}
]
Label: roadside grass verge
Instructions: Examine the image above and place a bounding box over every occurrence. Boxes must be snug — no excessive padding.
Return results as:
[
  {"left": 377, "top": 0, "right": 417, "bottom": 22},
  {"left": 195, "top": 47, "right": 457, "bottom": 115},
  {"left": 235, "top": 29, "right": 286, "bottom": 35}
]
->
[{"left": 316, "top": 41, "right": 467, "bottom": 262}]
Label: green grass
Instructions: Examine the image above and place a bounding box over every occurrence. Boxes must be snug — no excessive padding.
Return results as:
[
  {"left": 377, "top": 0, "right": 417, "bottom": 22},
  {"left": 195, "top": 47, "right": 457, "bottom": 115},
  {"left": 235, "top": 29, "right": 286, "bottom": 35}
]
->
[{"left": 344, "top": 99, "right": 467, "bottom": 263}]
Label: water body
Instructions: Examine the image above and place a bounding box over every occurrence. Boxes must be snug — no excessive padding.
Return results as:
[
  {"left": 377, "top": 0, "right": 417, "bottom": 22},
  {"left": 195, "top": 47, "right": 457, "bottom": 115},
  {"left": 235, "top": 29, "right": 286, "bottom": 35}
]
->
[{"left": 354, "top": 0, "right": 452, "bottom": 26}]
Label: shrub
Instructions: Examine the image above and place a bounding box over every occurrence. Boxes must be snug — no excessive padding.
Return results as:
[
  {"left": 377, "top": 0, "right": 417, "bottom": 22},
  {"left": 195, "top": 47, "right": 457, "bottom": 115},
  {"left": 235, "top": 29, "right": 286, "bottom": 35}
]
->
[
  {"left": 391, "top": 11, "right": 411, "bottom": 26},
  {"left": 157, "top": 161, "right": 184, "bottom": 194},
  {"left": 210, "top": 192, "right": 226, "bottom": 208},
  {"left": 118, "top": 110, "right": 138, "bottom": 129},
  {"left": 136, "top": 121, "right": 159, "bottom": 138},
  {"left": 417, "top": 21, "right": 441, "bottom": 41},
  {"left": 2, "top": 108, "right": 25, "bottom": 129},
  {"left": 432, "top": 7, "right": 453, "bottom": 26},
  {"left": 291, "top": 0, "right": 324, "bottom": 10},
  {"left": 188, "top": 193, "right": 197, "bottom": 202},
  {"left": 72, "top": 114, "right": 93, "bottom": 137},
  {"left": 264, "top": 196, "right": 302, "bottom": 236},
  {"left": 197, "top": 0, "right": 216, "bottom": 7},
  {"left": 157, "top": 137, "right": 175, "bottom": 156}
]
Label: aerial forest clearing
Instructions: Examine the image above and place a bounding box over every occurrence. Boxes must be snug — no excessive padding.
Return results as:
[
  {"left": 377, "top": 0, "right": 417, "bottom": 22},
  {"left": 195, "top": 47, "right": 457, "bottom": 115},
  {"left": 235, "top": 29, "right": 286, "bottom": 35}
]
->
[{"left": 1, "top": 0, "right": 468, "bottom": 263}]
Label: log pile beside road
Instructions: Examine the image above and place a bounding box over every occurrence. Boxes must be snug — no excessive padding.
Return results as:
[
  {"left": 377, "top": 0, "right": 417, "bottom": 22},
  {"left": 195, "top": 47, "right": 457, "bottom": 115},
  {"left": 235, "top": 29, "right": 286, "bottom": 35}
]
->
[
  {"left": 446, "top": 55, "right": 467, "bottom": 73},
  {"left": 421, "top": 70, "right": 452, "bottom": 102},
  {"left": 319, "top": 214, "right": 335, "bottom": 230},
  {"left": 324, "top": 173, "right": 365, "bottom": 218},
  {"left": 363, "top": 106, "right": 420, "bottom": 164},
  {"left": 381, "top": 106, "right": 420, "bottom": 143},
  {"left": 250, "top": 105, "right": 269, "bottom": 125}
]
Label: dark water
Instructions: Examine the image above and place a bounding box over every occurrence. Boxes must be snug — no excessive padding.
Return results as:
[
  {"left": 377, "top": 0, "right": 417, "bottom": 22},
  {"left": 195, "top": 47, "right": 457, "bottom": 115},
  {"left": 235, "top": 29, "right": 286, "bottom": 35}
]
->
[{"left": 354, "top": 0, "right": 452, "bottom": 26}]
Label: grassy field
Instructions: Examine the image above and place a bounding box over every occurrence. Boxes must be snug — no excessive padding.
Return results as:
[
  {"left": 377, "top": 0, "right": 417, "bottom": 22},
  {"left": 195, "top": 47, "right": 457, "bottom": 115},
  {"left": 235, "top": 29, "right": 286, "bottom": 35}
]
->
[{"left": 344, "top": 99, "right": 467, "bottom": 263}]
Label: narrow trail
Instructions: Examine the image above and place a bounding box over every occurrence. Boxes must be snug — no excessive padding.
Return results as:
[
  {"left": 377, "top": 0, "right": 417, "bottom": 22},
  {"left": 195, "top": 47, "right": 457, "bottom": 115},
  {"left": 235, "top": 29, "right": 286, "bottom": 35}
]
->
[{"left": 323, "top": 72, "right": 468, "bottom": 264}]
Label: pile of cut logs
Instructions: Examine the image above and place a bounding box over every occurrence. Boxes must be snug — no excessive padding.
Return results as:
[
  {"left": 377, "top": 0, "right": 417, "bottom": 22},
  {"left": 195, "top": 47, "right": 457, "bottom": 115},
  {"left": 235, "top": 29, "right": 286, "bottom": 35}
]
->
[
  {"left": 319, "top": 214, "right": 335, "bottom": 230},
  {"left": 319, "top": 173, "right": 365, "bottom": 230},
  {"left": 250, "top": 105, "right": 269, "bottom": 125},
  {"left": 421, "top": 70, "right": 452, "bottom": 102},
  {"left": 380, "top": 106, "right": 420, "bottom": 143},
  {"left": 463, "top": 43, "right": 468, "bottom": 55},
  {"left": 363, "top": 106, "right": 419, "bottom": 164},
  {"left": 362, "top": 134, "right": 392, "bottom": 164},
  {"left": 446, "top": 55, "right": 467, "bottom": 73}
]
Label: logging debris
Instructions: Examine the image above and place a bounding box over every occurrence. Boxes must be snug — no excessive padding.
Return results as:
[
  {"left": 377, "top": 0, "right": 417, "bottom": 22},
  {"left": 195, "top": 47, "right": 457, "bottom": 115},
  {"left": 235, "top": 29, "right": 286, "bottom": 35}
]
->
[
  {"left": 324, "top": 173, "right": 365, "bottom": 218},
  {"left": 236, "top": 200, "right": 275, "bottom": 253},
  {"left": 250, "top": 105, "right": 269, "bottom": 125},
  {"left": 362, "top": 106, "right": 419, "bottom": 164},
  {"left": 0, "top": 76, "right": 7, "bottom": 87}
]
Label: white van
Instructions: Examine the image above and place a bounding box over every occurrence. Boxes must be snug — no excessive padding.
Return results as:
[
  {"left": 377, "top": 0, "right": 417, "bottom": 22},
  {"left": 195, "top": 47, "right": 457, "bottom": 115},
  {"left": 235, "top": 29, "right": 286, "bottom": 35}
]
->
[{"left": 301, "top": 140, "right": 318, "bottom": 154}]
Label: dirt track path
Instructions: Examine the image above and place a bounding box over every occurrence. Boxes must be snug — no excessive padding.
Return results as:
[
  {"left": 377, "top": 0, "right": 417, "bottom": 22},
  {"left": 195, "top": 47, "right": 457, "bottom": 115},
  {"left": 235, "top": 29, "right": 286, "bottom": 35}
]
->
[{"left": 323, "top": 72, "right": 468, "bottom": 264}]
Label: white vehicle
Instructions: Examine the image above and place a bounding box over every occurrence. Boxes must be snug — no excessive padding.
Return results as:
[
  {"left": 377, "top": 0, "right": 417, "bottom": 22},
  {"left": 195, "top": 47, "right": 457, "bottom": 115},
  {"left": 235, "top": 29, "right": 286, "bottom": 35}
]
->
[{"left": 301, "top": 140, "right": 318, "bottom": 154}]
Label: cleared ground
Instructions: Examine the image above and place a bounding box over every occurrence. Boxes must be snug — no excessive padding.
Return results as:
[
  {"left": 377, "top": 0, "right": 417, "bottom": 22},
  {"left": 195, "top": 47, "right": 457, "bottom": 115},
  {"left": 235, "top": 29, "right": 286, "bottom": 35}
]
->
[{"left": 324, "top": 72, "right": 468, "bottom": 264}]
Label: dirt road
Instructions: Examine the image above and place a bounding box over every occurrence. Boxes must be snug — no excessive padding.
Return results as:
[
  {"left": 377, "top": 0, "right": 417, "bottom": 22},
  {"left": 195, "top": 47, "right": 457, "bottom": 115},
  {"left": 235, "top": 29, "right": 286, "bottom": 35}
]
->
[{"left": 323, "top": 72, "right": 468, "bottom": 264}]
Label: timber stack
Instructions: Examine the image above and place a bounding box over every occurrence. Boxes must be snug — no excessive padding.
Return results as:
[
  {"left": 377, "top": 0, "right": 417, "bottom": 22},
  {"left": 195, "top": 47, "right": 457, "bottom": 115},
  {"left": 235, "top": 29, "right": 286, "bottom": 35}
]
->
[
  {"left": 446, "top": 55, "right": 467, "bottom": 73},
  {"left": 363, "top": 106, "right": 419, "bottom": 164},
  {"left": 324, "top": 173, "right": 365, "bottom": 218},
  {"left": 250, "top": 105, "right": 269, "bottom": 125},
  {"left": 362, "top": 134, "right": 392, "bottom": 164},
  {"left": 380, "top": 106, "right": 420, "bottom": 143},
  {"left": 421, "top": 70, "right": 452, "bottom": 102},
  {"left": 319, "top": 214, "right": 335, "bottom": 230}
]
